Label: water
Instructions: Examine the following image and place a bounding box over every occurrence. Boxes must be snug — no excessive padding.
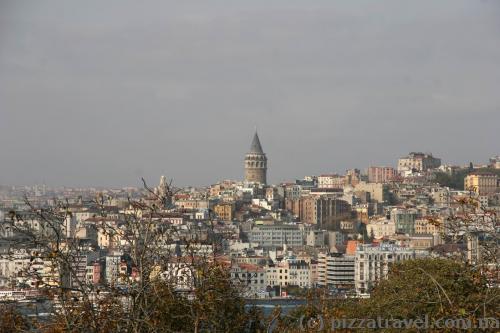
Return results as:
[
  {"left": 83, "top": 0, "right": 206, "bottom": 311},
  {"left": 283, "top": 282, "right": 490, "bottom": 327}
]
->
[{"left": 245, "top": 298, "right": 307, "bottom": 316}]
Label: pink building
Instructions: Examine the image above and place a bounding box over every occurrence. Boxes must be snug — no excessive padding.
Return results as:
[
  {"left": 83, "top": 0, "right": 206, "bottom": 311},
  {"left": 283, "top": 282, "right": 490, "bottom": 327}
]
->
[{"left": 368, "top": 166, "right": 397, "bottom": 183}]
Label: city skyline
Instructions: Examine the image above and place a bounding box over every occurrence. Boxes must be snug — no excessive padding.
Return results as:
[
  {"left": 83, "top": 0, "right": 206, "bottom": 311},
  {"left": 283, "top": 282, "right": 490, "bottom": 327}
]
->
[
  {"left": 0, "top": 140, "right": 495, "bottom": 189},
  {"left": 1, "top": 0, "right": 500, "bottom": 187},
  {"left": 0, "top": 128, "right": 497, "bottom": 188},
  {"left": 0, "top": 1, "right": 499, "bottom": 327}
]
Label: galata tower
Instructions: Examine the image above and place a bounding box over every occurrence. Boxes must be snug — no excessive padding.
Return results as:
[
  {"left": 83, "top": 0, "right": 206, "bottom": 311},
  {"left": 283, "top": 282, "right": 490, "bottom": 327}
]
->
[{"left": 244, "top": 131, "right": 267, "bottom": 184}]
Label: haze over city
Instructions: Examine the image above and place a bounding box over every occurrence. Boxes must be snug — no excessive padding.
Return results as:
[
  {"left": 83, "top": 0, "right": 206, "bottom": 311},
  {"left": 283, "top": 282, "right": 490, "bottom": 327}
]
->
[
  {"left": 1, "top": 0, "right": 499, "bottom": 187},
  {"left": 1, "top": 2, "right": 500, "bottom": 331}
]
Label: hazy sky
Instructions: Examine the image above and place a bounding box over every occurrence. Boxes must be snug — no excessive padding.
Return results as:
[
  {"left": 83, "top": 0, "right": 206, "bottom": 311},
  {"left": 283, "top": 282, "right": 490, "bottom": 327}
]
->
[{"left": 1, "top": 0, "right": 499, "bottom": 187}]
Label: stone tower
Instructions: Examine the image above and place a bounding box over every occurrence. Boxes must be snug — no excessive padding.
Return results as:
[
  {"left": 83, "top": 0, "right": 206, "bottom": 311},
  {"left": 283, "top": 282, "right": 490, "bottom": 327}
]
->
[{"left": 244, "top": 131, "right": 267, "bottom": 184}]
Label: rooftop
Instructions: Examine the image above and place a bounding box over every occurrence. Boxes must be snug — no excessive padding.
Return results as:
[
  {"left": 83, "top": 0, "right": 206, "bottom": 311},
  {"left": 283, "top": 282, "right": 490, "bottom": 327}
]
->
[{"left": 249, "top": 131, "right": 264, "bottom": 154}]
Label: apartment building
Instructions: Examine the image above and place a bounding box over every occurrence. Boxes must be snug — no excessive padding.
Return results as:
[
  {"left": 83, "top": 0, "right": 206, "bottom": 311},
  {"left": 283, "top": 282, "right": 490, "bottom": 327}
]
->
[
  {"left": 249, "top": 224, "right": 304, "bottom": 248},
  {"left": 366, "top": 217, "right": 396, "bottom": 239},
  {"left": 266, "top": 258, "right": 311, "bottom": 288},
  {"left": 368, "top": 166, "right": 397, "bottom": 183},
  {"left": 414, "top": 218, "right": 441, "bottom": 235},
  {"left": 317, "top": 174, "right": 345, "bottom": 189},
  {"left": 355, "top": 243, "right": 419, "bottom": 294},
  {"left": 390, "top": 207, "right": 419, "bottom": 235},
  {"left": 354, "top": 182, "right": 389, "bottom": 203},
  {"left": 213, "top": 202, "right": 235, "bottom": 221},
  {"left": 397, "top": 152, "right": 441, "bottom": 173},
  {"left": 300, "top": 196, "right": 352, "bottom": 230},
  {"left": 317, "top": 252, "right": 355, "bottom": 290},
  {"left": 464, "top": 173, "right": 498, "bottom": 196},
  {"left": 230, "top": 263, "right": 267, "bottom": 295}
]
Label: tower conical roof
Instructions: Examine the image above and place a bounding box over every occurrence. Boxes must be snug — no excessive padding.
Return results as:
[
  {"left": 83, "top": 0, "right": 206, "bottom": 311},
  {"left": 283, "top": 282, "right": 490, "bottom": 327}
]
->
[{"left": 249, "top": 132, "right": 264, "bottom": 154}]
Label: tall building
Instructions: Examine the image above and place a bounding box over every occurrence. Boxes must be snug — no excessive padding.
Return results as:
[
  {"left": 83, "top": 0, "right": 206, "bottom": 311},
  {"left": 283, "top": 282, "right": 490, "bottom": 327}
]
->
[
  {"left": 300, "top": 196, "right": 352, "bottom": 231},
  {"left": 390, "top": 207, "right": 419, "bottom": 235},
  {"left": 244, "top": 131, "right": 267, "bottom": 184}
]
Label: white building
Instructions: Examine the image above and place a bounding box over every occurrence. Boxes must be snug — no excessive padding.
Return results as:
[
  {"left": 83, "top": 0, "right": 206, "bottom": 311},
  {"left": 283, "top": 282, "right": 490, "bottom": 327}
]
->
[
  {"left": 266, "top": 258, "right": 312, "bottom": 288},
  {"left": 355, "top": 243, "right": 424, "bottom": 294},
  {"left": 0, "top": 248, "right": 44, "bottom": 288},
  {"left": 366, "top": 217, "right": 396, "bottom": 239},
  {"left": 287, "top": 259, "right": 312, "bottom": 288},
  {"left": 251, "top": 198, "right": 274, "bottom": 211},
  {"left": 397, "top": 152, "right": 441, "bottom": 174},
  {"left": 162, "top": 260, "right": 196, "bottom": 292},
  {"left": 105, "top": 255, "right": 122, "bottom": 285},
  {"left": 230, "top": 263, "right": 267, "bottom": 296},
  {"left": 318, "top": 175, "right": 345, "bottom": 189}
]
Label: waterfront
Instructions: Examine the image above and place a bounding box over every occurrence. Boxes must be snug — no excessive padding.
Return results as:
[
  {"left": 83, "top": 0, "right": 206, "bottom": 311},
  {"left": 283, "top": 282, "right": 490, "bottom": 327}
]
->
[{"left": 245, "top": 298, "right": 307, "bottom": 316}]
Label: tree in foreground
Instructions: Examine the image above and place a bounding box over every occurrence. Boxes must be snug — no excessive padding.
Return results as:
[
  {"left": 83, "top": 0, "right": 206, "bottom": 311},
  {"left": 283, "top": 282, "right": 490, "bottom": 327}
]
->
[
  {"left": 275, "top": 258, "right": 499, "bottom": 332},
  {"left": 1, "top": 179, "right": 264, "bottom": 333},
  {"left": 0, "top": 304, "right": 33, "bottom": 333}
]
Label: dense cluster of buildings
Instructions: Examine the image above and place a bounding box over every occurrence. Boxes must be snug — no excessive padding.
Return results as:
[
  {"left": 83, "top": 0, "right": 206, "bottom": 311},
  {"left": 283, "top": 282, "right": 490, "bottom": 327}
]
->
[{"left": 0, "top": 132, "right": 499, "bottom": 299}]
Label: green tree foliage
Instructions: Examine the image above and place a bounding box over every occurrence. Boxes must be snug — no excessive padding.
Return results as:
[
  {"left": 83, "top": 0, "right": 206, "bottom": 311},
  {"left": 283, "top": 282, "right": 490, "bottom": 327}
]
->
[
  {"left": 433, "top": 169, "right": 469, "bottom": 190},
  {"left": 434, "top": 168, "right": 500, "bottom": 190},
  {"left": 277, "top": 258, "right": 499, "bottom": 332},
  {"left": 344, "top": 259, "right": 498, "bottom": 320}
]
